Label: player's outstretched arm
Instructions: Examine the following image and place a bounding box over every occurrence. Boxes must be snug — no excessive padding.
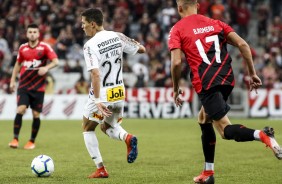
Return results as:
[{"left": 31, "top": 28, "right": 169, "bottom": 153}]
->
[
  {"left": 117, "top": 32, "right": 146, "bottom": 53},
  {"left": 227, "top": 32, "right": 262, "bottom": 92}
]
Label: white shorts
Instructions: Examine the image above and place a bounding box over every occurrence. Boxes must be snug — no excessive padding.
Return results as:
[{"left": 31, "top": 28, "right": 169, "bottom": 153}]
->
[{"left": 83, "top": 99, "right": 124, "bottom": 128}]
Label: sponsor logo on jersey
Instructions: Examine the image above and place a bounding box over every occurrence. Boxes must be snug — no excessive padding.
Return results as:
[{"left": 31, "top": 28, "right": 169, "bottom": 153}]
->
[
  {"left": 38, "top": 51, "right": 43, "bottom": 57},
  {"left": 97, "top": 37, "right": 120, "bottom": 48},
  {"left": 106, "top": 86, "right": 125, "bottom": 102},
  {"left": 22, "top": 47, "right": 29, "bottom": 52},
  {"left": 86, "top": 46, "right": 94, "bottom": 66},
  {"left": 92, "top": 113, "right": 104, "bottom": 120},
  {"left": 99, "top": 43, "right": 122, "bottom": 54},
  {"left": 36, "top": 46, "right": 44, "bottom": 50},
  {"left": 23, "top": 59, "right": 42, "bottom": 69}
]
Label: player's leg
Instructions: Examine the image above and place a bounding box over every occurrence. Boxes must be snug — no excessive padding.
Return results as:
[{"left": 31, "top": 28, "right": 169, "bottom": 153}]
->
[
  {"left": 193, "top": 106, "right": 215, "bottom": 184},
  {"left": 23, "top": 110, "right": 40, "bottom": 150},
  {"left": 9, "top": 90, "right": 29, "bottom": 148},
  {"left": 213, "top": 116, "right": 282, "bottom": 159},
  {"left": 210, "top": 86, "right": 282, "bottom": 159},
  {"left": 100, "top": 102, "right": 138, "bottom": 163},
  {"left": 100, "top": 121, "right": 138, "bottom": 163},
  {"left": 194, "top": 86, "right": 234, "bottom": 183},
  {"left": 211, "top": 86, "right": 255, "bottom": 141},
  {"left": 100, "top": 120, "right": 127, "bottom": 141},
  {"left": 23, "top": 91, "right": 44, "bottom": 149},
  {"left": 213, "top": 115, "right": 255, "bottom": 141},
  {"left": 83, "top": 99, "right": 108, "bottom": 178}
]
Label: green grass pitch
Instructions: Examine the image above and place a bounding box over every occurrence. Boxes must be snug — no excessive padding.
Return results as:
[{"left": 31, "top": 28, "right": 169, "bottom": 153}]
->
[{"left": 0, "top": 118, "right": 282, "bottom": 184}]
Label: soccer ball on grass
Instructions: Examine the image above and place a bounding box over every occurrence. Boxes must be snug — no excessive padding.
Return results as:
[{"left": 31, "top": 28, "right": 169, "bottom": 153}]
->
[{"left": 31, "top": 155, "right": 54, "bottom": 177}]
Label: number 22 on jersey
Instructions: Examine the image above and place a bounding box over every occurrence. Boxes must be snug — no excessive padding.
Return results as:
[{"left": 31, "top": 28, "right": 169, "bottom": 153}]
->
[{"left": 102, "top": 57, "right": 122, "bottom": 87}]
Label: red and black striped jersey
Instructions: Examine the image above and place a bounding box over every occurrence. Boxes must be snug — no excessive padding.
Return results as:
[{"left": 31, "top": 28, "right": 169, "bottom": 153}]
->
[
  {"left": 168, "top": 14, "right": 235, "bottom": 93},
  {"left": 17, "top": 42, "right": 57, "bottom": 92}
]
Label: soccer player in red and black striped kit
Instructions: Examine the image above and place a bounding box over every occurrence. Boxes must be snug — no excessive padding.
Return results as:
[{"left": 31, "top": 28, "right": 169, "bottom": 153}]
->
[
  {"left": 9, "top": 23, "right": 58, "bottom": 150},
  {"left": 168, "top": 0, "right": 282, "bottom": 183}
]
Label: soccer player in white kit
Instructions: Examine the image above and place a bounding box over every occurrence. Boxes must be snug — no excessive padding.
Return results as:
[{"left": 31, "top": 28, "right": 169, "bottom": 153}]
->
[{"left": 81, "top": 8, "right": 146, "bottom": 178}]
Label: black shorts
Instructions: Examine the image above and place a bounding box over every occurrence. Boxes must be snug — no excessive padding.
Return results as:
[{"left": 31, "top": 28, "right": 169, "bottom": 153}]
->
[
  {"left": 198, "top": 85, "right": 233, "bottom": 121},
  {"left": 17, "top": 89, "right": 45, "bottom": 112}
]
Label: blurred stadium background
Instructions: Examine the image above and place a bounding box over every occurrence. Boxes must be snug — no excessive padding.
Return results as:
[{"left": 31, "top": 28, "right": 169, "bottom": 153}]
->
[{"left": 0, "top": 0, "right": 282, "bottom": 119}]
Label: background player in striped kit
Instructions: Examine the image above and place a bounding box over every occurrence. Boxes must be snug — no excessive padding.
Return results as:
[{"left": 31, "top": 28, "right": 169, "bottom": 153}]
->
[{"left": 8, "top": 23, "right": 58, "bottom": 150}]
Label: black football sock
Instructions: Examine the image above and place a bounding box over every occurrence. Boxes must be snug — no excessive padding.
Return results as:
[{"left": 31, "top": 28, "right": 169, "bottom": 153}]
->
[
  {"left": 13, "top": 113, "right": 23, "bottom": 140},
  {"left": 30, "top": 118, "right": 41, "bottom": 143},
  {"left": 200, "top": 123, "right": 216, "bottom": 163},
  {"left": 224, "top": 124, "right": 255, "bottom": 142}
]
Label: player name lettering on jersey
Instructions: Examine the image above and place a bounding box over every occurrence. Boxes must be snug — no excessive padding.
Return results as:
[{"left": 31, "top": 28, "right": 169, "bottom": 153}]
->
[
  {"left": 97, "top": 37, "right": 120, "bottom": 48},
  {"left": 193, "top": 26, "right": 214, "bottom": 35}
]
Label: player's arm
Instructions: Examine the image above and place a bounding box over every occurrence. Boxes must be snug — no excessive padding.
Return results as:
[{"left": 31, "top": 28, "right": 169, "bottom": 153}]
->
[
  {"left": 10, "top": 61, "right": 21, "bottom": 93},
  {"left": 117, "top": 33, "right": 146, "bottom": 53},
  {"left": 46, "top": 58, "right": 59, "bottom": 70},
  {"left": 90, "top": 68, "right": 101, "bottom": 101},
  {"left": 227, "top": 32, "right": 262, "bottom": 91},
  {"left": 133, "top": 40, "right": 146, "bottom": 53},
  {"left": 38, "top": 58, "right": 59, "bottom": 76},
  {"left": 227, "top": 32, "right": 255, "bottom": 75},
  {"left": 170, "top": 48, "right": 183, "bottom": 107},
  {"left": 90, "top": 68, "right": 112, "bottom": 117}
]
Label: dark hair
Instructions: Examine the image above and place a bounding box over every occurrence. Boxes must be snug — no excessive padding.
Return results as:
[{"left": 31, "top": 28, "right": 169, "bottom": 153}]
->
[
  {"left": 27, "top": 23, "right": 39, "bottom": 29},
  {"left": 81, "top": 8, "right": 103, "bottom": 26}
]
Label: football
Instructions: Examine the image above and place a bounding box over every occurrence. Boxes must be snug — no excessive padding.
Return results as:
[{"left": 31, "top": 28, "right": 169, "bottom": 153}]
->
[{"left": 31, "top": 155, "right": 54, "bottom": 177}]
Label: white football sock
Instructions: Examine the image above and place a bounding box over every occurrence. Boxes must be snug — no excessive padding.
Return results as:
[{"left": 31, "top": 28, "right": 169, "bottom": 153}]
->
[
  {"left": 204, "top": 162, "right": 214, "bottom": 171},
  {"left": 253, "top": 130, "right": 261, "bottom": 141},
  {"left": 83, "top": 131, "right": 103, "bottom": 168},
  {"left": 106, "top": 125, "right": 128, "bottom": 141}
]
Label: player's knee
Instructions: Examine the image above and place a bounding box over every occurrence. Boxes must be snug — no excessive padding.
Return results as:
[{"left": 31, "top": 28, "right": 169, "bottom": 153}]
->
[
  {"left": 198, "top": 111, "right": 204, "bottom": 123},
  {"left": 212, "top": 123, "right": 226, "bottom": 139},
  {"left": 32, "top": 111, "right": 40, "bottom": 118},
  {"left": 198, "top": 108, "right": 213, "bottom": 124},
  {"left": 17, "top": 106, "right": 27, "bottom": 114},
  {"left": 100, "top": 122, "right": 110, "bottom": 134},
  {"left": 198, "top": 115, "right": 212, "bottom": 124},
  {"left": 198, "top": 115, "right": 205, "bottom": 124},
  {"left": 198, "top": 118, "right": 204, "bottom": 124},
  {"left": 82, "top": 119, "right": 98, "bottom": 131},
  {"left": 100, "top": 123, "right": 107, "bottom": 133}
]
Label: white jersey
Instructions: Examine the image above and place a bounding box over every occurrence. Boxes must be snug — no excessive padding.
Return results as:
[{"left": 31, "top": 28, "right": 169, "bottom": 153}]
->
[{"left": 83, "top": 30, "right": 139, "bottom": 103}]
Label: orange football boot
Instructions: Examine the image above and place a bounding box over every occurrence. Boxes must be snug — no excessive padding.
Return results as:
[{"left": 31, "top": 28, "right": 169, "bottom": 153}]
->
[
  {"left": 24, "top": 141, "right": 35, "bottom": 150},
  {"left": 193, "top": 170, "right": 214, "bottom": 184},
  {"left": 8, "top": 139, "right": 19, "bottom": 148},
  {"left": 260, "top": 126, "right": 282, "bottom": 159},
  {"left": 88, "top": 166, "right": 109, "bottom": 178}
]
